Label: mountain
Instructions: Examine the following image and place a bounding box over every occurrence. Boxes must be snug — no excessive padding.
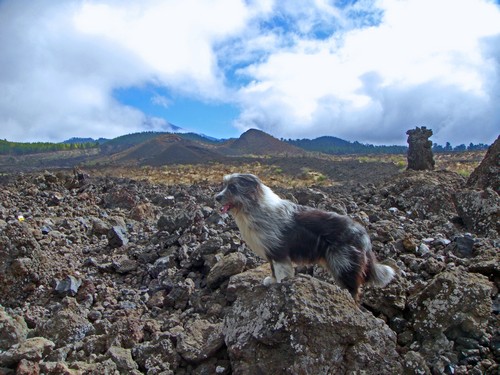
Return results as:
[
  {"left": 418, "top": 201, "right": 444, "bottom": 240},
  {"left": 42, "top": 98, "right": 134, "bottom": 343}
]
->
[
  {"left": 107, "top": 134, "right": 226, "bottom": 166},
  {"left": 99, "top": 132, "right": 170, "bottom": 154},
  {"left": 101, "top": 129, "right": 305, "bottom": 166},
  {"left": 219, "top": 129, "right": 305, "bottom": 156},
  {"left": 177, "top": 132, "right": 224, "bottom": 144},
  {"left": 99, "top": 131, "right": 224, "bottom": 155}
]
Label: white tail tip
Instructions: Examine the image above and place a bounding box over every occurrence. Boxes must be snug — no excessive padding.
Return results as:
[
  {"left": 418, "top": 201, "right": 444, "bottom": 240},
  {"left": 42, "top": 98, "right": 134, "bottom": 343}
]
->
[{"left": 371, "top": 264, "right": 395, "bottom": 287}]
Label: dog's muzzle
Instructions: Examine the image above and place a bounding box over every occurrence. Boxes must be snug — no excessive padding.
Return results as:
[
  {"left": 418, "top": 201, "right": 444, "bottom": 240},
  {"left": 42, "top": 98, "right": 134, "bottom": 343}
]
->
[{"left": 215, "top": 193, "right": 233, "bottom": 214}]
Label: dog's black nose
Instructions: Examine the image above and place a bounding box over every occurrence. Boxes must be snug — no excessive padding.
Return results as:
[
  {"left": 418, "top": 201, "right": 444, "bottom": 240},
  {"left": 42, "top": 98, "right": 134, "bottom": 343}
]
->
[{"left": 215, "top": 194, "right": 222, "bottom": 202}]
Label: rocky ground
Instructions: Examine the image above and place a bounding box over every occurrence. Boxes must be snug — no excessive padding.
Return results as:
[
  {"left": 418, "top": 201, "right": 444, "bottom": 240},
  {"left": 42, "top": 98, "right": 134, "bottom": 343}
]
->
[{"left": 0, "top": 160, "right": 498, "bottom": 374}]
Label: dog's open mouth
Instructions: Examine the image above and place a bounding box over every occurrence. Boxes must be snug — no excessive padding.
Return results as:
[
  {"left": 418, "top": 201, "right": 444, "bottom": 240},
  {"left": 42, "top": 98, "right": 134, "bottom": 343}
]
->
[{"left": 220, "top": 203, "right": 233, "bottom": 214}]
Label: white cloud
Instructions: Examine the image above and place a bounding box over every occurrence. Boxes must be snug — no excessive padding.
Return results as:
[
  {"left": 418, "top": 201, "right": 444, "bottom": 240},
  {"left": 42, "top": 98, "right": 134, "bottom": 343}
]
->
[
  {"left": 0, "top": 0, "right": 269, "bottom": 141},
  {"left": 151, "top": 94, "right": 172, "bottom": 109},
  {"left": 0, "top": 0, "right": 498, "bottom": 145},
  {"left": 233, "top": 0, "right": 500, "bottom": 144},
  {"left": 72, "top": 0, "right": 260, "bottom": 99},
  {"left": 0, "top": 0, "right": 157, "bottom": 141}
]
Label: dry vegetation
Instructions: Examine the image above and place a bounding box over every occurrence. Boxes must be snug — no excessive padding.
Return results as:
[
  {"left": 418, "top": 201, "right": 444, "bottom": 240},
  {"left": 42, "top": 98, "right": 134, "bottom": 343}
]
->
[
  {"left": 434, "top": 151, "right": 487, "bottom": 176},
  {"left": 89, "top": 151, "right": 486, "bottom": 188},
  {"left": 91, "top": 161, "right": 335, "bottom": 188}
]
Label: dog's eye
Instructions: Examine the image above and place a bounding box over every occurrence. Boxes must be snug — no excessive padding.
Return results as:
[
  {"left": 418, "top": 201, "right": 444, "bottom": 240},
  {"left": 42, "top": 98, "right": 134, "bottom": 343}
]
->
[{"left": 228, "top": 184, "right": 237, "bottom": 193}]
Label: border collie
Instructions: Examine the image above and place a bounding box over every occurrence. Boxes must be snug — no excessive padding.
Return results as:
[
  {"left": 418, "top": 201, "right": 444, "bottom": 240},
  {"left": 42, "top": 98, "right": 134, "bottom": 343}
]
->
[{"left": 215, "top": 173, "right": 395, "bottom": 301}]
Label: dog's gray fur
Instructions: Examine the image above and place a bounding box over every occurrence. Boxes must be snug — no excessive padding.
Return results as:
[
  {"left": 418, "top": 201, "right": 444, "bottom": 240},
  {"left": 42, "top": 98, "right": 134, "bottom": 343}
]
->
[{"left": 215, "top": 173, "right": 395, "bottom": 300}]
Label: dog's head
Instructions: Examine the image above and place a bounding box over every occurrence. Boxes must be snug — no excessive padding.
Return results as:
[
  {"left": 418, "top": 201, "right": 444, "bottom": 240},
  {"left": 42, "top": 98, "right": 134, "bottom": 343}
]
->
[{"left": 215, "top": 173, "right": 262, "bottom": 214}]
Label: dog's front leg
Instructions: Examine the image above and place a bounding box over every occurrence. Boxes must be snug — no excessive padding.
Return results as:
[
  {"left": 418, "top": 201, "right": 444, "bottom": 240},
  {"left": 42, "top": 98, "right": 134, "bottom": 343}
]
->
[{"left": 264, "top": 259, "right": 294, "bottom": 285}]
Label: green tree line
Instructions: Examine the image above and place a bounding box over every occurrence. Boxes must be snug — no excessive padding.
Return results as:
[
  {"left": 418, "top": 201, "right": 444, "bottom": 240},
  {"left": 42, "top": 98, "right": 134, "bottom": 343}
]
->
[
  {"left": 432, "top": 142, "right": 489, "bottom": 153},
  {"left": 286, "top": 137, "right": 408, "bottom": 154},
  {"left": 0, "top": 139, "right": 99, "bottom": 155},
  {"left": 286, "top": 136, "right": 490, "bottom": 155}
]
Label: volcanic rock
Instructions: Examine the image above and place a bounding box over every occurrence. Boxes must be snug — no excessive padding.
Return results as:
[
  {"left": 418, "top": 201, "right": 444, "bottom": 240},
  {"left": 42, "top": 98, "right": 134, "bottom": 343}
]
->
[
  {"left": 224, "top": 274, "right": 403, "bottom": 374},
  {"left": 177, "top": 318, "right": 225, "bottom": 364},
  {"left": 34, "top": 301, "right": 93, "bottom": 347},
  {"left": 382, "top": 170, "right": 464, "bottom": 219},
  {"left": 0, "top": 307, "right": 28, "bottom": 350},
  {"left": 467, "top": 135, "right": 499, "bottom": 193},
  {"left": 107, "top": 225, "right": 128, "bottom": 248},
  {"left": 0, "top": 337, "right": 55, "bottom": 367},
  {"left": 132, "top": 336, "right": 180, "bottom": 374},
  {"left": 406, "top": 126, "right": 435, "bottom": 171},
  {"left": 107, "top": 346, "right": 139, "bottom": 373},
  {"left": 408, "top": 270, "right": 493, "bottom": 339},
  {"left": 448, "top": 234, "right": 475, "bottom": 258},
  {"left": 454, "top": 188, "right": 500, "bottom": 237},
  {"left": 54, "top": 275, "right": 82, "bottom": 296},
  {"left": 0, "top": 168, "right": 498, "bottom": 374},
  {"left": 207, "top": 252, "right": 247, "bottom": 289}
]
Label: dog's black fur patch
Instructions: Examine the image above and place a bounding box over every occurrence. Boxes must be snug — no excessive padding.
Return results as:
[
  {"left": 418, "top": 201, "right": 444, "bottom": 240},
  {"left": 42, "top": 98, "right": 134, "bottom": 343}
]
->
[{"left": 216, "top": 173, "right": 395, "bottom": 300}]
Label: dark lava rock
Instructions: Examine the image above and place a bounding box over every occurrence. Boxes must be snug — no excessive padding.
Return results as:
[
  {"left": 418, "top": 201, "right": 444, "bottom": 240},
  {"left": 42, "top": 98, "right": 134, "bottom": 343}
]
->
[
  {"left": 454, "top": 188, "right": 500, "bottom": 237},
  {"left": 0, "top": 169, "right": 498, "bottom": 374},
  {"left": 55, "top": 276, "right": 82, "bottom": 297},
  {"left": 107, "top": 225, "right": 128, "bottom": 248},
  {"left": 448, "top": 234, "right": 475, "bottom": 258},
  {"left": 408, "top": 270, "right": 492, "bottom": 339},
  {"left": 157, "top": 212, "right": 192, "bottom": 233},
  {"left": 207, "top": 252, "right": 247, "bottom": 289},
  {"left": 0, "top": 307, "right": 28, "bottom": 351},
  {"left": 467, "top": 135, "right": 499, "bottom": 194},
  {"left": 406, "top": 126, "right": 435, "bottom": 171},
  {"left": 224, "top": 273, "right": 403, "bottom": 374}
]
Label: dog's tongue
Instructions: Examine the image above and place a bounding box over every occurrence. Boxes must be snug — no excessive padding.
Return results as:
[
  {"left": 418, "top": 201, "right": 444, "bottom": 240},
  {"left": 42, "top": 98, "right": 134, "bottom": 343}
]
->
[{"left": 220, "top": 204, "right": 231, "bottom": 214}]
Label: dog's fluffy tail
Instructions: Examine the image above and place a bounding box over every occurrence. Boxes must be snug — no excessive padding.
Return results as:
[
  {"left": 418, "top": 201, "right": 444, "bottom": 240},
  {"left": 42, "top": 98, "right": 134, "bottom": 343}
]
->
[{"left": 367, "top": 262, "right": 395, "bottom": 287}]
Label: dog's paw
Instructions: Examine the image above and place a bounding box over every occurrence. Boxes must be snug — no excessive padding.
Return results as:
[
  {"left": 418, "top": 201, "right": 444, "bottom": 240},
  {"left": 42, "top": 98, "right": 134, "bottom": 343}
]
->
[{"left": 263, "top": 276, "right": 276, "bottom": 286}]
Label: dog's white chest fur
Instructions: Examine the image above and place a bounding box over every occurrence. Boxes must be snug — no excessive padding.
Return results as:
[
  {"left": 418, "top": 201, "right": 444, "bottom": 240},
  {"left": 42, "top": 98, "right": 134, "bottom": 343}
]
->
[
  {"left": 231, "top": 184, "right": 290, "bottom": 261},
  {"left": 234, "top": 214, "right": 269, "bottom": 260}
]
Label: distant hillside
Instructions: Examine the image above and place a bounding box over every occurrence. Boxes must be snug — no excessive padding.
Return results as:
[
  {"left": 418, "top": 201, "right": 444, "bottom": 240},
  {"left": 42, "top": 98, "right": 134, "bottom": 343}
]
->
[
  {"left": 100, "top": 131, "right": 221, "bottom": 155},
  {"left": 286, "top": 136, "right": 408, "bottom": 155},
  {"left": 107, "top": 134, "right": 226, "bottom": 166},
  {"left": 177, "top": 132, "right": 224, "bottom": 144},
  {"left": 0, "top": 139, "right": 99, "bottom": 155},
  {"left": 102, "top": 129, "right": 304, "bottom": 166},
  {"left": 2, "top": 129, "right": 491, "bottom": 161},
  {"left": 99, "top": 132, "right": 168, "bottom": 154},
  {"left": 219, "top": 129, "right": 305, "bottom": 156}
]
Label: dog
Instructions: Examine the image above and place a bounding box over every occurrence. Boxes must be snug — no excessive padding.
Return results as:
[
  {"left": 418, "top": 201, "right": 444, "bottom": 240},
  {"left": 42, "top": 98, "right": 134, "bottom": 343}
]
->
[{"left": 215, "top": 173, "right": 395, "bottom": 301}]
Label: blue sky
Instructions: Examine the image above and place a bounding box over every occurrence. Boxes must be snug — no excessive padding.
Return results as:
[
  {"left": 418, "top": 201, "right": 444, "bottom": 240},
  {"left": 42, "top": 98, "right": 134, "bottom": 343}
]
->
[
  {"left": 113, "top": 85, "right": 241, "bottom": 139},
  {"left": 0, "top": 0, "right": 499, "bottom": 145}
]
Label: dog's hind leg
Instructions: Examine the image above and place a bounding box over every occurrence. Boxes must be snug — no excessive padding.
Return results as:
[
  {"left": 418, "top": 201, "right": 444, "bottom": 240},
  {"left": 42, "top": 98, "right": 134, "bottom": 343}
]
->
[
  {"left": 325, "top": 245, "right": 365, "bottom": 302},
  {"left": 264, "top": 258, "right": 294, "bottom": 285}
]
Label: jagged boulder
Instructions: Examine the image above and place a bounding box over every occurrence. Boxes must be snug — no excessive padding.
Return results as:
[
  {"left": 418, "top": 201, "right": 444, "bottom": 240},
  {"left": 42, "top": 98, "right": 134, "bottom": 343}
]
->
[
  {"left": 207, "top": 252, "right": 247, "bottom": 289},
  {"left": 452, "top": 136, "right": 500, "bottom": 238},
  {"left": 0, "top": 306, "right": 29, "bottom": 351},
  {"left": 467, "top": 135, "right": 499, "bottom": 194},
  {"left": 408, "top": 270, "right": 493, "bottom": 340},
  {"left": 0, "top": 337, "right": 55, "bottom": 368},
  {"left": 34, "top": 300, "right": 93, "bottom": 347},
  {"left": 177, "top": 318, "right": 225, "bottom": 364},
  {"left": 223, "top": 272, "right": 403, "bottom": 374},
  {"left": 381, "top": 170, "right": 464, "bottom": 219},
  {"left": 454, "top": 188, "right": 500, "bottom": 237},
  {"left": 406, "top": 126, "right": 435, "bottom": 171}
]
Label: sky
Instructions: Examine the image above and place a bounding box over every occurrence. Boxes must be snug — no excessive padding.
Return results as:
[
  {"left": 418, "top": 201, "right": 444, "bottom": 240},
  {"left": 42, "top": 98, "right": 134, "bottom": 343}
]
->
[{"left": 0, "top": 0, "right": 499, "bottom": 146}]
